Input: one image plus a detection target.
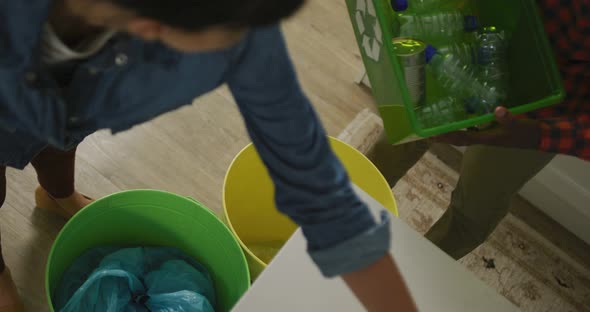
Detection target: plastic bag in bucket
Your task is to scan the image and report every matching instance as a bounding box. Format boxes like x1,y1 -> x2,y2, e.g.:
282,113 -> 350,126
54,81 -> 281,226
53,246 -> 215,312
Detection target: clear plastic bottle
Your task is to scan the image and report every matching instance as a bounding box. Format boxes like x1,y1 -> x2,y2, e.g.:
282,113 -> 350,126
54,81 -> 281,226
477,27 -> 510,103
477,27 -> 508,63
391,0 -> 466,14
425,45 -> 498,113
417,97 -> 465,127
391,0 -> 441,13
396,11 -> 479,45
437,42 -> 478,65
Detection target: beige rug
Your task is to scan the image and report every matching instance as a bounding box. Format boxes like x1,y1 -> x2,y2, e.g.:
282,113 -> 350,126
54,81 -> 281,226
340,109 -> 590,312
395,152 -> 590,312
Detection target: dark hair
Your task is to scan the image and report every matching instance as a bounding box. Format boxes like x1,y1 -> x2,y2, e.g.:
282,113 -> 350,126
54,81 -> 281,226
110,0 -> 306,31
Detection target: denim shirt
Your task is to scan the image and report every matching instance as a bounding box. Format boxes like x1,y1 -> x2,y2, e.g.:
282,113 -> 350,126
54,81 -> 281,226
0,1 -> 390,277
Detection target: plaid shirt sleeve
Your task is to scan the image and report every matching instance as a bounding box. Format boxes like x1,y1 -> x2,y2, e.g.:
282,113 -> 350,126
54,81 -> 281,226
532,0 -> 590,161
538,115 -> 590,160
530,63 -> 590,161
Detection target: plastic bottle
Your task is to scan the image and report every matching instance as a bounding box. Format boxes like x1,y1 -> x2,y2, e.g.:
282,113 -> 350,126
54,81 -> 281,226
437,42 -> 478,65
395,11 -> 479,45
425,45 -> 498,113
477,27 -> 510,103
417,97 -> 465,127
391,0 -> 467,14
391,0 -> 441,13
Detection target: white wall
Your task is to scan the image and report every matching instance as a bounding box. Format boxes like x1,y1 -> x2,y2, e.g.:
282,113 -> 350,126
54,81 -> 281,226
452,146 -> 590,244
520,156 -> 590,244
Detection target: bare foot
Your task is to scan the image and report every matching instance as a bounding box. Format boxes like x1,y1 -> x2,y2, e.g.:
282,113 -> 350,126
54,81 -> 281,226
53,191 -> 94,216
0,269 -> 24,311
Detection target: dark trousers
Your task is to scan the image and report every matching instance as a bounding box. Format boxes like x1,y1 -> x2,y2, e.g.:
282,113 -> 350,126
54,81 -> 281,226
369,137 -> 554,260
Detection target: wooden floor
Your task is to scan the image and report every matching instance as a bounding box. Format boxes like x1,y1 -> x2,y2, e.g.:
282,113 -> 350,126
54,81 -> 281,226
1,1 -> 374,310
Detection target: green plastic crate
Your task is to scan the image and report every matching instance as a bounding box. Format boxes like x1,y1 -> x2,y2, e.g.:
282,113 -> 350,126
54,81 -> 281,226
345,0 -> 564,144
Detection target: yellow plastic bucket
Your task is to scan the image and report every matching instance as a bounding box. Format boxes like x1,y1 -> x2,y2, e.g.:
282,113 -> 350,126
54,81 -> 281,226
223,137 -> 397,279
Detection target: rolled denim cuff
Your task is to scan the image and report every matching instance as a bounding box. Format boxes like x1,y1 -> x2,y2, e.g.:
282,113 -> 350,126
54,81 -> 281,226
309,211 -> 391,278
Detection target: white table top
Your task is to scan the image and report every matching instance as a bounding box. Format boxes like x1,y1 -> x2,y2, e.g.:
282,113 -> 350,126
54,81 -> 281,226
232,186 -> 519,311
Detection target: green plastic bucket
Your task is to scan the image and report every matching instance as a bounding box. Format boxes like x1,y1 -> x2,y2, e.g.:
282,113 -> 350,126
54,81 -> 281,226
45,190 -> 250,312
346,0 -> 564,143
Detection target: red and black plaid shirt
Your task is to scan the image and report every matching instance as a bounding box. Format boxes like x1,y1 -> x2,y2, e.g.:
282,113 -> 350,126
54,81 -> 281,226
529,0 -> 590,160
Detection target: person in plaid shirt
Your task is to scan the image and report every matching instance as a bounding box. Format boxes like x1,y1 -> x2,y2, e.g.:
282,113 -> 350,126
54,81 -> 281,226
436,0 -> 590,160
530,0 -> 590,159
370,0 -> 589,260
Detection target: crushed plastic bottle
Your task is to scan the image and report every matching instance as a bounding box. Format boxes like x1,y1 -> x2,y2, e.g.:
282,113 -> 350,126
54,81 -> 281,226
417,96 -> 465,127
437,42 -> 478,65
477,26 -> 510,103
391,0 -> 441,13
395,11 -> 478,45
425,45 -> 498,113
391,0 -> 468,14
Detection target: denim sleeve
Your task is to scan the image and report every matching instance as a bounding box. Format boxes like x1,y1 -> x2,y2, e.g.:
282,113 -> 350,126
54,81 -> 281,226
0,68 -> 66,147
227,25 -> 391,277
0,1 -> 67,146
0,69 -> 67,146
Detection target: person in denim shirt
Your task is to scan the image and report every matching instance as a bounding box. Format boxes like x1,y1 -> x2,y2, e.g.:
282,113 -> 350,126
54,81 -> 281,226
0,1 -> 416,311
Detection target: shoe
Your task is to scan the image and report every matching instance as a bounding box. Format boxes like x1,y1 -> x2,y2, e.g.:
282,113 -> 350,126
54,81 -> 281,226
0,269 -> 24,312
35,186 -> 94,220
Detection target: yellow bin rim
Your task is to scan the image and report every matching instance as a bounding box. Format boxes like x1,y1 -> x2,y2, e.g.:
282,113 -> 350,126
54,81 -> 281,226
222,137 -> 398,276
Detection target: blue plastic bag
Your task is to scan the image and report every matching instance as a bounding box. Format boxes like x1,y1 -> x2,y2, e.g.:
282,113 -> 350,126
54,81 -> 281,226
54,247 -> 216,312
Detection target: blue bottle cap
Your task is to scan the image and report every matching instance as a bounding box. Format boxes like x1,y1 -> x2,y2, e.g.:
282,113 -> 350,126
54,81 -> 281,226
425,45 -> 437,63
391,0 -> 408,11
464,15 -> 479,32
